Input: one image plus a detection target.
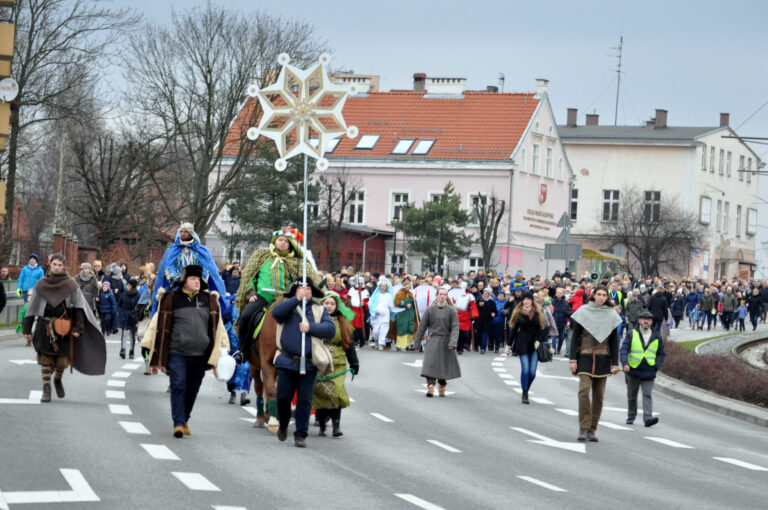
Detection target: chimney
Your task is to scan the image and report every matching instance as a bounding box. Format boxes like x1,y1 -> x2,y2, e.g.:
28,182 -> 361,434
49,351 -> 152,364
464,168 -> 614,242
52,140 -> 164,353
646,119 -> 655,126
535,78 -> 549,98
654,109 -> 667,129
413,72 -> 426,92
720,112 -> 730,127
486,85 -> 499,93
586,113 -> 599,126
567,108 -> 577,127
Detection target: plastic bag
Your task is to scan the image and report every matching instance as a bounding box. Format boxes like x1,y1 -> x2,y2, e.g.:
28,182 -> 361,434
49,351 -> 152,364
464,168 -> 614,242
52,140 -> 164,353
215,348 -> 236,382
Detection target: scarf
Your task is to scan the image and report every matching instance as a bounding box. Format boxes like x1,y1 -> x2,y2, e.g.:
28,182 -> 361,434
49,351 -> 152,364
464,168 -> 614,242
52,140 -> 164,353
28,261 -> 38,269
77,272 -> 94,282
570,302 -> 622,342
33,273 -> 79,306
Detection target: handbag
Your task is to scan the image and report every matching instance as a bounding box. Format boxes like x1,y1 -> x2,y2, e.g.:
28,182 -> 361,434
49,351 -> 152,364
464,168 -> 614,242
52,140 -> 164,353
52,316 -> 73,336
315,378 -> 336,400
537,340 -> 554,363
311,336 -> 334,376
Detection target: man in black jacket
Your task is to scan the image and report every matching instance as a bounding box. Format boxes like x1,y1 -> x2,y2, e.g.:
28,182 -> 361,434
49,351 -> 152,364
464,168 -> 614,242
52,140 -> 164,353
646,288 -> 669,333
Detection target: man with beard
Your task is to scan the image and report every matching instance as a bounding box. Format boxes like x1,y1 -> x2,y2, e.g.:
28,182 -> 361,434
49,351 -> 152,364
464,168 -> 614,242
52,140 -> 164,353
23,254 -> 106,402
620,310 -> 664,427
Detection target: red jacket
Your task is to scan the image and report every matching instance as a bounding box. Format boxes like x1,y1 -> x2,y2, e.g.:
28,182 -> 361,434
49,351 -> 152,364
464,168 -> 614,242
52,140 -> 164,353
569,288 -> 585,312
456,300 -> 478,331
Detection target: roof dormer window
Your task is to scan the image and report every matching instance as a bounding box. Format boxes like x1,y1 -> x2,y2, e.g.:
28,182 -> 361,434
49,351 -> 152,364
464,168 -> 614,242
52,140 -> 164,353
392,139 -> 414,154
412,139 -> 435,155
355,135 -> 380,150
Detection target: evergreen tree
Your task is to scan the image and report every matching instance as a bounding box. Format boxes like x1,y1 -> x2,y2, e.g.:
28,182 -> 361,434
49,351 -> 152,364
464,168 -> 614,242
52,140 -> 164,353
398,182 -> 473,275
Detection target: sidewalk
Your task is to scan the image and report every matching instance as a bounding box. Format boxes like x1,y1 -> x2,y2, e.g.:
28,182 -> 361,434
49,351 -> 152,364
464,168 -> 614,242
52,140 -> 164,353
666,319 -> 768,344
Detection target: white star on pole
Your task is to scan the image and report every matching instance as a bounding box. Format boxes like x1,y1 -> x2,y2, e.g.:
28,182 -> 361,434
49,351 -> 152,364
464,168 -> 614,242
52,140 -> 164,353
246,53 -> 358,171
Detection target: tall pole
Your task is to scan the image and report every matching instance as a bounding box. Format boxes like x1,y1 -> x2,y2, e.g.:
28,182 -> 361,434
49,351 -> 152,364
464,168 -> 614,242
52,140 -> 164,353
53,132 -> 66,234
300,154 -> 308,375
402,207 -> 407,273
613,36 -> 623,126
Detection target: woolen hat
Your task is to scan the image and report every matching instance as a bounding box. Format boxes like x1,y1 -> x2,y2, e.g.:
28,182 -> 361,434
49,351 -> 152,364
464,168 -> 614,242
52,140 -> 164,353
638,310 -> 654,319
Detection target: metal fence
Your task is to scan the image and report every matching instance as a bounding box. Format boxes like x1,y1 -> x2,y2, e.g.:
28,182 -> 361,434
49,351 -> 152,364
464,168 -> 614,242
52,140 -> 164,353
1,280 -> 22,328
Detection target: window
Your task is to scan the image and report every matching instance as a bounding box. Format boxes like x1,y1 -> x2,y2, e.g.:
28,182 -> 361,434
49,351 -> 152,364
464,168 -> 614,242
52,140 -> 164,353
747,158 -> 752,183
391,192 -> 409,222
644,191 -> 661,223
716,199 -> 722,232
520,148 -> 526,172
726,151 -> 732,177
718,149 -> 724,175
558,158 -> 564,180
355,135 -> 380,150
736,205 -> 742,237
602,190 -> 619,222
723,201 -> 729,234
469,193 -> 488,225
307,202 -> 319,220
308,137 -> 340,153
747,208 -> 757,235
701,144 -> 707,170
467,257 -> 484,271
709,146 -> 715,172
429,192 -> 444,203
699,196 -> 711,224
545,146 -> 554,178
411,139 -> 434,155
392,139 -> 414,154
570,188 -> 578,221
739,155 -> 745,181
531,144 -> 540,175
347,191 -> 365,224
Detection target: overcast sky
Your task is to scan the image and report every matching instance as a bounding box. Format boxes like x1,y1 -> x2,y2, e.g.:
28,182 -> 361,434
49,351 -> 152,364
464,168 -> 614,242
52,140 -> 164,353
129,0 -> 768,153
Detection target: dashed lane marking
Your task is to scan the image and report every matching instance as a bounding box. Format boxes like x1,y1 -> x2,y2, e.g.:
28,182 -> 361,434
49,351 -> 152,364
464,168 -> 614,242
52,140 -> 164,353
535,373 -> 578,381
493,357 -> 506,362
492,367 -> 506,372
212,506 -> 247,510
426,440 -> 462,453
121,363 -> 142,370
241,407 -> 258,417
517,476 -> 567,492
713,457 -> 768,471
394,493 -> 446,510
108,404 -> 132,415
555,408 -> 578,416
0,390 -> 42,404
491,362 -> 505,367
370,413 -> 394,423
107,380 -> 126,388
172,472 -> 221,491
105,390 -> 125,399
105,340 -> 120,344
111,371 -> 131,378
644,437 -> 694,449
598,421 -> 632,430
603,406 -> 659,416
498,373 -> 514,379
503,380 -> 521,386
141,444 -> 180,460
529,397 -> 554,405
118,421 -> 151,435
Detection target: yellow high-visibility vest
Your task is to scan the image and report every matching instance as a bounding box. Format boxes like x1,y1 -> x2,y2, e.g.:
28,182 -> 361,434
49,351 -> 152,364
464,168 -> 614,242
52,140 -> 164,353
628,330 -> 658,368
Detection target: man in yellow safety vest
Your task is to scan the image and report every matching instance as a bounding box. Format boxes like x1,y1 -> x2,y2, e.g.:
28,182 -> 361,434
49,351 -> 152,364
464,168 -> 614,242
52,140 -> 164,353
620,310 -> 665,427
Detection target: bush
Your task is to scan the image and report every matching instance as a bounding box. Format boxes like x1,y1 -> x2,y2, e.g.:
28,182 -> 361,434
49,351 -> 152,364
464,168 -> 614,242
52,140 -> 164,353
662,341 -> 768,407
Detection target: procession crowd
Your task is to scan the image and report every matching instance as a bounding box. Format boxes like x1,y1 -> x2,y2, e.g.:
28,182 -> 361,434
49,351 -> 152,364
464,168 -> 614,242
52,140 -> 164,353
3,226 -> 765,446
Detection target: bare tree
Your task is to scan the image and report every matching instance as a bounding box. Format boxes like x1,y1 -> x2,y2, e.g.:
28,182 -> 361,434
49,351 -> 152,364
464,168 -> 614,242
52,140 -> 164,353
122,4 -> 327,240
473,192 -> 506,268
316,168 -> 362,270
601,185 -> 705,277
0,0 -> 136,261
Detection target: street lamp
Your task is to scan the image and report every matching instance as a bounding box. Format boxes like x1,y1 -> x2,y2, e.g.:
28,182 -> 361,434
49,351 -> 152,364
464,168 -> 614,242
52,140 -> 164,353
391,213 -> 398,273
228,219 -> 236,262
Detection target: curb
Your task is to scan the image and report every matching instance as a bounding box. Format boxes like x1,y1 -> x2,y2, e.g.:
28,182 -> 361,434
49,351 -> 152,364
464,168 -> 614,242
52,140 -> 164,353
655,372 -> 768,428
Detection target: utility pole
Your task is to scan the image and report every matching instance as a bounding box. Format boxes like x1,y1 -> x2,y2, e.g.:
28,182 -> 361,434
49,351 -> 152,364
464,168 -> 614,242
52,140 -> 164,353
613,36 -> 623,126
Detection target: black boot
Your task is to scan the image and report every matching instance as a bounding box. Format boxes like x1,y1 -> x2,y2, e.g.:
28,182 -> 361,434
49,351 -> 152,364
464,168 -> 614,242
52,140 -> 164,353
129,350 -> 135,359
119,349 -> 125,359
53,378 -> 65,398
41,385 -> 51,403
332,410 -> 343,437
317,410 -> 328,436
228,391 -> 236,405
522,390 -> 529,404
240,391 -> 250,406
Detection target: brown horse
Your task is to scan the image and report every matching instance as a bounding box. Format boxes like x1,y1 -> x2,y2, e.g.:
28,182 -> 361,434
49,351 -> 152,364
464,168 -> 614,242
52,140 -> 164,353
246,300 -> 281,433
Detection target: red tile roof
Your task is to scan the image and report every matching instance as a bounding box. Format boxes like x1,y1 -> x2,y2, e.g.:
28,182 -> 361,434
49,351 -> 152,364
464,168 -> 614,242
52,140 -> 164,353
224,91 -> 539,161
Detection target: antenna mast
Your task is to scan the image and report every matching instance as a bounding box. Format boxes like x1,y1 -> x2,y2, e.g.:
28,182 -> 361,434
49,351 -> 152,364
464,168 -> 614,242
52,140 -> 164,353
613,36 -> 623,126
498,73 -> 505,93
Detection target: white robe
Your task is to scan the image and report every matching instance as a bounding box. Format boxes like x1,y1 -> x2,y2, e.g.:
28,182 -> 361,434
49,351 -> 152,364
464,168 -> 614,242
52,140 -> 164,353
371,292 -> 400,345
414,284 -> 436,320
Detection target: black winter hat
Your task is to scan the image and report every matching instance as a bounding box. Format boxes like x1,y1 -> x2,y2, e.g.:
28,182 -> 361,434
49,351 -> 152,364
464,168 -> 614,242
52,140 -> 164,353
283,277 -> 324,299
174,264 -> 208,291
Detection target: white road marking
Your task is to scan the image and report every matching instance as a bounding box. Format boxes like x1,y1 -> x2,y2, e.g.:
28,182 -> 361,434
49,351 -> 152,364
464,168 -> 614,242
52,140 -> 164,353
644,437 -> 694,449
498,373 -> 514,379
492,367 -> 506,372
394,493 -> 446,510
517,476 -> 567,492
241,407 -> 258,417
141,444 -> 180,460
121,363 -> 142,370
105,340 -> 120,344
107,380 -> 126,388
105,390 -> 125,399
370,412 -> 394,423
535,372 -> 578,381
118,421 -> 151,435
8,359 -> 36,365
349,397 -> 355,402
0,468 -> 100,506
427,440 -> 462,453
415,386 -> 455,395
172,472 -> 221,491
402,360 -> 423,368
503,380 -> 521,386
493,356 -> 506,362
491,362 -> 504,367
29,390 -> 42,401
111,371 -> 131,378
603,406 -> 659,416
511,427 -> 586,453
212,507 -> 247,510
555,408 -> 578,416
598,421 -> 632,430
529,397 -> 554,405
713,457 -> 768,471
108,404 -> 132,415
0,390 -> 42,405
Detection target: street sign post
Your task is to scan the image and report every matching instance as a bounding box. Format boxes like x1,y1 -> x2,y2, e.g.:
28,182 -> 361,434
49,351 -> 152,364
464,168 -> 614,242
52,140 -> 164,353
545,243 -> 582,260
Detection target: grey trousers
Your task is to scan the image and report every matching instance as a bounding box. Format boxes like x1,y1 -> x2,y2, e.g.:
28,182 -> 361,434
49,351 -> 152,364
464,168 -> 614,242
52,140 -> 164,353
626,373 -> 654,422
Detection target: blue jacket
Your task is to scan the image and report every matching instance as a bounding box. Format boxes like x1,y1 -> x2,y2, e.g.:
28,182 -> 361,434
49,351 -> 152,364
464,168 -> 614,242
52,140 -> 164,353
736,305 -> 748,320
18,264 -> 45,292
98,290 -> 117,314
670,295 -> 685,316
271,296 -> 336,372
684,291 -> 700,312
620,327 -> 665,380
551,296 -> 571,327
493,298 -> 505,325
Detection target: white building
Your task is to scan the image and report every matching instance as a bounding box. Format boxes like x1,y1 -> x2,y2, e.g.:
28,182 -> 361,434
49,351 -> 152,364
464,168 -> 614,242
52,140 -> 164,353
559,109 -> 760,281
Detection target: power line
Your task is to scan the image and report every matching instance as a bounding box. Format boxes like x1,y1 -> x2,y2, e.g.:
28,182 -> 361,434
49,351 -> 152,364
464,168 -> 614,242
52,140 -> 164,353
734,99 -> 768,131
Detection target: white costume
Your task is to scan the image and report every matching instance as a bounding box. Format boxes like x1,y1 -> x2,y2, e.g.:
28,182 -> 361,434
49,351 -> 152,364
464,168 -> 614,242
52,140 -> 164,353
369,279 -> 402,347
413,283 -> 436,320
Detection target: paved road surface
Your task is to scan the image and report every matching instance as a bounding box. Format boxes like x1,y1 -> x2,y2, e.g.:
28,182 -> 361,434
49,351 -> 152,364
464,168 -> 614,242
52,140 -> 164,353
1,333 -> 766,509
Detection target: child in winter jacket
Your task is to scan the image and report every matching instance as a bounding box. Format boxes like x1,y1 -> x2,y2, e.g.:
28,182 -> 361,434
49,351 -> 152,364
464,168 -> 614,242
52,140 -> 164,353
117,279 -> 141,359
736,301 -> 748,332
690,304 -> 703,331
97,281 -> 117,336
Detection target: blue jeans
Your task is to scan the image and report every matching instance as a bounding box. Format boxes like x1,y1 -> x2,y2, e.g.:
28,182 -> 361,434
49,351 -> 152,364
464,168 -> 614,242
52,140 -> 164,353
277,367 -> 317,439
99,313 -> 112,335
490,323 -> 504,350
480,331 -> 489,352
167,353 -> 207,427
519,351 -> 539,391
554,326 -> 567,354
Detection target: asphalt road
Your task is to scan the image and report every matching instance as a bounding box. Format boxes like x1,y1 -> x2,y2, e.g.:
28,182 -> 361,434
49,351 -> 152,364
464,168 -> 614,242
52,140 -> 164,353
1,333 -> 767,510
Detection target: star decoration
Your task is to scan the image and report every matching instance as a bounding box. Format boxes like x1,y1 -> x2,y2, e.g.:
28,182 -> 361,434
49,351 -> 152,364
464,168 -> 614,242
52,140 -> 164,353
247,53 -> 358,171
